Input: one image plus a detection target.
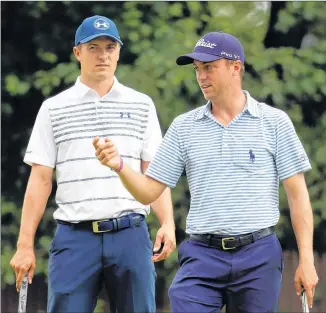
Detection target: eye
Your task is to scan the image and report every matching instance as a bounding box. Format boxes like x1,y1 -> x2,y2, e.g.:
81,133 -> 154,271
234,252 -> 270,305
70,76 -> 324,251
204,64 -> 212,70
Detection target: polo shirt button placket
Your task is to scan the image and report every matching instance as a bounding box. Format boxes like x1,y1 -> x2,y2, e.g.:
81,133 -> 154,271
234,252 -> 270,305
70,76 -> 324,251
95,100 -> 99,120
221,129 -> 226,157
95,100 -> 102,138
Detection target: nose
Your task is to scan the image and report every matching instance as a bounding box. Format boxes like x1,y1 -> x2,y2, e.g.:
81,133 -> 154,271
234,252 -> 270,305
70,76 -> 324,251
98,57 -> 106,64
97,48 -> 109,61
98,54 -> 108,62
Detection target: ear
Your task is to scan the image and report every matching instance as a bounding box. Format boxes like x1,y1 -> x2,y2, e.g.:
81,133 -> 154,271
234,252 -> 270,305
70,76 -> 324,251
233,61 -> 241,76
73,46 -> 81,62
117,45 -> 121,61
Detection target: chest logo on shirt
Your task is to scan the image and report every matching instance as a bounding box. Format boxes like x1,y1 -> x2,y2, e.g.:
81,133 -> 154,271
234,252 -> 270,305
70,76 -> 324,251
300,153 -> 308,162
249,149 -> 255,163
120,112 -> 131,118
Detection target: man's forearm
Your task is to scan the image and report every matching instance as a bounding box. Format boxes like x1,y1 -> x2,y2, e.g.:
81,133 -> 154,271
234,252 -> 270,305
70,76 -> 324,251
288,188 -> 314,263
17,175 -> 52,248
118,163 -> 166,205
150,188 -> 174,226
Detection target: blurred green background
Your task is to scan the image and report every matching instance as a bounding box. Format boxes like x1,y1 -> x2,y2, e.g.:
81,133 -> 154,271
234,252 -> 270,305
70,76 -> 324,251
1,1 -> 326,312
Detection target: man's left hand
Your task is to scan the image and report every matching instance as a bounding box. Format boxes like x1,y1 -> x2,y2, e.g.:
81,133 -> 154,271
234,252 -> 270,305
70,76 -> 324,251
152,223 -> 176,262
294,261 -> 319,309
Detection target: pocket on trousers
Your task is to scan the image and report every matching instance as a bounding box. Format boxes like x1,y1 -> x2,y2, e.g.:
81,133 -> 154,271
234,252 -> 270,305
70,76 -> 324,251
49,223 -> 70,254
136,221 -> 153,252
274,235 -> 284,273
177,240 -> 190,265
49,225 -> 60,253
49,238 -> 55,252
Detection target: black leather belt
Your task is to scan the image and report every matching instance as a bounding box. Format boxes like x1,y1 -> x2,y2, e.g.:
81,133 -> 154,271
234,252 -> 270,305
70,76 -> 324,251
57,213 -> 144,233
189,226 -> 275,250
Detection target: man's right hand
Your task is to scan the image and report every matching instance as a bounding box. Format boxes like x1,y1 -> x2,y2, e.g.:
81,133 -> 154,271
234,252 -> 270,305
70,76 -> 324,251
93,137 -> 121,170
10,247 -> 36,292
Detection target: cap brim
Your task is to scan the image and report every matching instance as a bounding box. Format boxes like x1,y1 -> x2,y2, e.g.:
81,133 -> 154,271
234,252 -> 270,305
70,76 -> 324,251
176,52 -> 222,65
78,33 -> 123,46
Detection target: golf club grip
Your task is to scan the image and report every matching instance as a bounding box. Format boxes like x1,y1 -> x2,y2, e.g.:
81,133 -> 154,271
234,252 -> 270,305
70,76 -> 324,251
18,274 -> 28,313
301,290 -> 309,313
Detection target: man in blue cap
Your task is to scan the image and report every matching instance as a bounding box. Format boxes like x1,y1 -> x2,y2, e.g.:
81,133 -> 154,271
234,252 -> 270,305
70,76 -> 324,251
10,15 -> 176,313
92,31 -> 319,312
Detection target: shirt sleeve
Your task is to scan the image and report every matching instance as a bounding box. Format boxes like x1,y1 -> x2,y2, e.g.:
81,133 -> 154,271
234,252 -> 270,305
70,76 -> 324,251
145,119 -> 185,188
141,99 -> 163,161
23,101 -> 57,168
275,111 -> 311,181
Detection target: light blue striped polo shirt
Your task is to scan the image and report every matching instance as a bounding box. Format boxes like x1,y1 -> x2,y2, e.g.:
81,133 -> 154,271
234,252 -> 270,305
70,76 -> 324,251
146,91 -> 311,235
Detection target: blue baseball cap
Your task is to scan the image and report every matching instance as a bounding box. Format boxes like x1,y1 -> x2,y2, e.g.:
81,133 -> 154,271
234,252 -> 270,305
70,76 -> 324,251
176,32 -> 244,65
75,15 -> 123,46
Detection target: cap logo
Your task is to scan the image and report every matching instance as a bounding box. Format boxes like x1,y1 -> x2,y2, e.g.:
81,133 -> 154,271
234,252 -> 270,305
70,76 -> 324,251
221,51 -> 232,58
93,18 -> 110,30
195,38 -> 217,49
221,51 -> 240,60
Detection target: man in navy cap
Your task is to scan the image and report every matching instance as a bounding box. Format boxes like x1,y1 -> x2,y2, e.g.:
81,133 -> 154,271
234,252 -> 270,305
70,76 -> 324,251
93,31 -> 318,312
10,15 -> 176,313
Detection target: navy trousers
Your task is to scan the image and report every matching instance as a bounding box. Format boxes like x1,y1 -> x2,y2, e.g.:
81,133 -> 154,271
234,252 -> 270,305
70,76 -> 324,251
47,215 -> 156,313
169,233 -> 283,313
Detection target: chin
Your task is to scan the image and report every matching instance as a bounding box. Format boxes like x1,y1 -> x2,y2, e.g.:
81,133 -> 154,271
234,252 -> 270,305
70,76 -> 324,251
202,93 -> 212,101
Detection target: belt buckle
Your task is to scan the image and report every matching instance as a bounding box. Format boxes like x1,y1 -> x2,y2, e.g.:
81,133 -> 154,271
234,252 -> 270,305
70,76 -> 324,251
92,220 -> 110,233
221,237 -> 235,250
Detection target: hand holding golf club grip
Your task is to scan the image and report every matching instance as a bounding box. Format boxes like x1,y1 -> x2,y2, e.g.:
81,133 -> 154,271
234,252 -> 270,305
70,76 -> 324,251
294,261 -> 318,309
93,137 -> 121,171
10,246 -> 35,292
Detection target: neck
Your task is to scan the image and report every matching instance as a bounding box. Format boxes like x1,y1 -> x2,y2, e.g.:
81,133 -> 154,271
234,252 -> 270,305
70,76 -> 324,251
210,87 -> 246,120
80,74 -> 114,97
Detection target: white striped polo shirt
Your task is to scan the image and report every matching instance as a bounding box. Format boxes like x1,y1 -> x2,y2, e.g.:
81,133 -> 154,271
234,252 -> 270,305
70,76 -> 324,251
24,76 -> 162,222
146,90 -> 311,235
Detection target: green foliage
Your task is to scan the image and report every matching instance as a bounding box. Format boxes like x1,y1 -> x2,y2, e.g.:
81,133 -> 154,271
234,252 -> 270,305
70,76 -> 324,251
94,299 -> 106,313
37,49 -> 58,64
34,62 -> 79,96
1,199 -> 20,286
4,74 -> 31,96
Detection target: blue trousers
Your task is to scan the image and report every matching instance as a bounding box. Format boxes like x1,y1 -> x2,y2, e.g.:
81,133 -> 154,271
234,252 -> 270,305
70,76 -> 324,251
169,233 -> 283,313
47,215 -> 156,313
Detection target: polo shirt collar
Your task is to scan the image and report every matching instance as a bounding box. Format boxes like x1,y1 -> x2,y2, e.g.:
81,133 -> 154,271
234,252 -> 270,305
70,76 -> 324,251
73,76 -> 122,100
195,90 -> 261,121
243,90 -> 261,118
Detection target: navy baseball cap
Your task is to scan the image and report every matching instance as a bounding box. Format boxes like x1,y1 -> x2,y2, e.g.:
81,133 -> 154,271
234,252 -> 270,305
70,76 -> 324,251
75,15 -> 123,46
176,32 -> 244,65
